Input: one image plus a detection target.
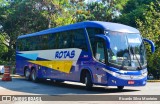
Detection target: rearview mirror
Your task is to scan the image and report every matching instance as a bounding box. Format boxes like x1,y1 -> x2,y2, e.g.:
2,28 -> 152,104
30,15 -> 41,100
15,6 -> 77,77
95,35 -> 110,49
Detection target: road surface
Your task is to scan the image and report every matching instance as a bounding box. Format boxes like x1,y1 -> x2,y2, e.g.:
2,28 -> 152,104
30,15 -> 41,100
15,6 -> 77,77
0,77 -> 159,104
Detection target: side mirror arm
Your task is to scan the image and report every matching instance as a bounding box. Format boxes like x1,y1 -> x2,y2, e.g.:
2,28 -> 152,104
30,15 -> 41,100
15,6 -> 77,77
143,38 -> 155,53
95,35 -> 110,49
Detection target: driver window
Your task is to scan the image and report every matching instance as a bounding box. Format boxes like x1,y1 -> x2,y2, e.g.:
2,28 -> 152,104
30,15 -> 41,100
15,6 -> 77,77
95,40 -> 105,63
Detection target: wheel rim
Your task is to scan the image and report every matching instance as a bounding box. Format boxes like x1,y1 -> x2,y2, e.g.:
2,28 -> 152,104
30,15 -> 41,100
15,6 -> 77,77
25,69 -> 30,79
32,70 -> 36,81
85,76 -> 87,85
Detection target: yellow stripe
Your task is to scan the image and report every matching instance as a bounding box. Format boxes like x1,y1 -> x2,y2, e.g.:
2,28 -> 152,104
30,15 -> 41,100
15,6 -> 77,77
29,60 -> 73,73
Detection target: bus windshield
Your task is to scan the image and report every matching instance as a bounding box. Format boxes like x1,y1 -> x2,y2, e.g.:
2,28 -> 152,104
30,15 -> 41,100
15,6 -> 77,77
107,31 -> 146,70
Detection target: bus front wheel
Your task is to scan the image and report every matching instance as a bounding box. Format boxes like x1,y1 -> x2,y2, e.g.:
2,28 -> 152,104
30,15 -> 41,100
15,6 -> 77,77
31,69 -> 39,83
85,72 -> 93,90
117,86 -> 124,90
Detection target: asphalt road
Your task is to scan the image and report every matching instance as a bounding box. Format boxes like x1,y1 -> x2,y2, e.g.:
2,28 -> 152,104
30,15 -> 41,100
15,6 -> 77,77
0,77 -> 160,104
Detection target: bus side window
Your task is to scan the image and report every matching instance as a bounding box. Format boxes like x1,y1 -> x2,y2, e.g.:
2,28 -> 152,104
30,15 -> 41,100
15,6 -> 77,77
57,32 -> 63,49
21,39 -> 25,51
30,36 -> 36,50
17,39 -> 23,51
48,34 -> 54,49
52,33 -> 58,49
24,38 -> 29,51
35,36 -> 40,50
73,29 -> 88,51
86,27 -> 104,56
62,31 -> 72,48
95,39 -> 105,63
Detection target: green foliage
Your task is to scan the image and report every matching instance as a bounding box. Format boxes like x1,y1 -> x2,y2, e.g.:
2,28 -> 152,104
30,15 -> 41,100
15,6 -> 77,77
115,0 -> 156,27
0,0 -> 9,6
0,0 -> 49,61
0,33 -> 8,64
35,0 -> 75,28
75,0 -> 128,22
0,0 -> 75,62
136,1 -> 160,73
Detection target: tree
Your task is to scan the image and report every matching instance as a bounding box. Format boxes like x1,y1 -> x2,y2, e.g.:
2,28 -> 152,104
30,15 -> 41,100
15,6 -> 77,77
0,0 -> 48,62
136,0 -> 160,77
115,0 -> 156,27
0,0 -> 76,62
35,0 -> 76,28
0,33 -> 8,64
74,0 -> 128,22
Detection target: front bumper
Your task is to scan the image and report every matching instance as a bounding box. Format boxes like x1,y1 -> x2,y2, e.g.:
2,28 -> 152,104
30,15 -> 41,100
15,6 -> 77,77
107,75 -> 147,86
103,68 -> 148,86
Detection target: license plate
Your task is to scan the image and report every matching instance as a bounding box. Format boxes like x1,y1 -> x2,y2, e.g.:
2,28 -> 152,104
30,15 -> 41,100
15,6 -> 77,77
128,80 -> 135,84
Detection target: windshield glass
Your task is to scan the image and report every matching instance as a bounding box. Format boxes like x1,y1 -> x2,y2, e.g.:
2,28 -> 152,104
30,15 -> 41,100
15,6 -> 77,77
107,31 -> 146,70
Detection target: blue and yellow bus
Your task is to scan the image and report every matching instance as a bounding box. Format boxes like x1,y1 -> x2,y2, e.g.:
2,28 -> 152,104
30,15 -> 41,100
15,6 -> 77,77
16,21 -> 155,90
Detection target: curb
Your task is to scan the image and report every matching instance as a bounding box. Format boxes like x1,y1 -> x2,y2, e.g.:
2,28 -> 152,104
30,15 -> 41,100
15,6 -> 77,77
0,74 -> 23,79
11,74 -> 21,77
147,80 -> 160,82
10,74 -> 23,78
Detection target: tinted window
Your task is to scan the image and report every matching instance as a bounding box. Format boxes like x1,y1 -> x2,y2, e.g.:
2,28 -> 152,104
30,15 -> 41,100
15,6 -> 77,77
48,34 -> 55,49
17,28 -> 88,51
56,29 -> 88,51
86,27 -> 104,55
73,29 -> 88,51
95,39 -> 105,63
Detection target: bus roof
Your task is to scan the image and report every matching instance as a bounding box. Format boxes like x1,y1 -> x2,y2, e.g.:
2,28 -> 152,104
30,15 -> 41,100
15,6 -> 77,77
18,21 -> 140,39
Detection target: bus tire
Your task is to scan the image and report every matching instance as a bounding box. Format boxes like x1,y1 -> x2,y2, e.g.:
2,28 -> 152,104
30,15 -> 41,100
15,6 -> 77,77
85,72 -> 93,90
117,86 -> 124,90
55,80 -> 64,83
31,69 -> 39,83
24,68 -> 31,81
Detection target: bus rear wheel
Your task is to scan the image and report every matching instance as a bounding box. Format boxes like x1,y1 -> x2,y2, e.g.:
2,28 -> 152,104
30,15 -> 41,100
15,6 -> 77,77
25,68 -> 30,81
84,72 -> 93,90
31,69 -> 39,83
117,86 -> 124,90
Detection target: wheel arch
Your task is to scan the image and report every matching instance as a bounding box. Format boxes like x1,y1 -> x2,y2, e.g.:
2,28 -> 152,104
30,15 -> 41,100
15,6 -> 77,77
80,68 -> 93,83
24,66 -> 37,76
31,66 -> 36,71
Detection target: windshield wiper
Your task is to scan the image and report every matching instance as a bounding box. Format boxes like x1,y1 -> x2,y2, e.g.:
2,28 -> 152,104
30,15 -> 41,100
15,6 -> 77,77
130,47 -> 142,70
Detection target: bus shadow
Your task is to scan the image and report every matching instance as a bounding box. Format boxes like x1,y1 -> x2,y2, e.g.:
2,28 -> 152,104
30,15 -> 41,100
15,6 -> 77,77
47,81 -> 140,93
0,77 -> 140,95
